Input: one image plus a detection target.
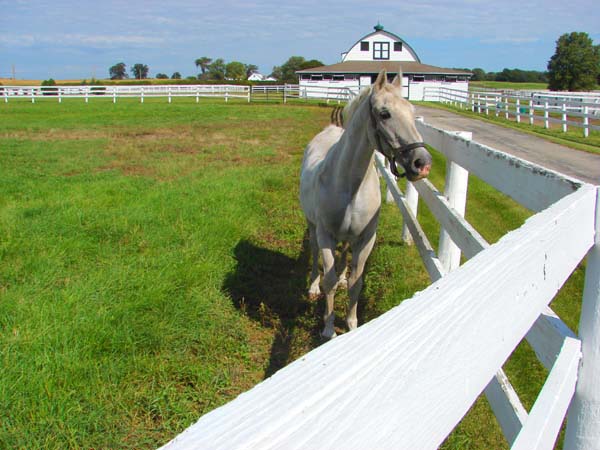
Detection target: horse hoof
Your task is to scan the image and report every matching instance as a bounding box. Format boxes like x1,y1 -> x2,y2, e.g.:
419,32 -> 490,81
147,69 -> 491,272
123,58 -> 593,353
320,329 -> 337,340
346,318 -> 358,331
308,286 -> 321,300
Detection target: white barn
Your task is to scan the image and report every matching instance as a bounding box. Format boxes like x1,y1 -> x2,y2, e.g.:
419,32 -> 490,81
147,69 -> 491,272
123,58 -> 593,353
297,24 -> 471,101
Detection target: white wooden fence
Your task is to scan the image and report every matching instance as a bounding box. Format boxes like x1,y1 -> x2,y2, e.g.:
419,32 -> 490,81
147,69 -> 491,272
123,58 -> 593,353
160,119 -> 599,449
0,84 -> 355,104
424,86 -> 600,138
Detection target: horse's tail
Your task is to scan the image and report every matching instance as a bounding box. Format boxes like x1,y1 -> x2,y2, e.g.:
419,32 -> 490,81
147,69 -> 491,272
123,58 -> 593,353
330,106 -> 344,128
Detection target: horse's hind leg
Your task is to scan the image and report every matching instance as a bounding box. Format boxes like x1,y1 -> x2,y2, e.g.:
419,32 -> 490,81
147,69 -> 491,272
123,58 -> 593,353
318,230 -> 338,339
307,223 -> 321,298
347,232 -> 376,331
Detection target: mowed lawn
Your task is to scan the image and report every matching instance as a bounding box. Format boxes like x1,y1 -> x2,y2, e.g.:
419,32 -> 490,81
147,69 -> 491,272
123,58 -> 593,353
0,98 -> 586,448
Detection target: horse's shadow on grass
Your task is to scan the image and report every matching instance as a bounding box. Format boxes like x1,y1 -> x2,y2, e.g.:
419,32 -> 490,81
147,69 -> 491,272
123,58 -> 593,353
223,233 -> 325,378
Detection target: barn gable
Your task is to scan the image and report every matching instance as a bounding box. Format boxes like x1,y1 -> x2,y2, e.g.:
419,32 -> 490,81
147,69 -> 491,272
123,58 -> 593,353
341,23 -> 421,63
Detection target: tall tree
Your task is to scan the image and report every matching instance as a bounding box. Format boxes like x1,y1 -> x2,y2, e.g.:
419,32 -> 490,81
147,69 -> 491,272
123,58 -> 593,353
547,32 -> 600,91
195,57 -> 212,75
225,61 -> 246,80
271,56 -> 324,84
131,63 -> 149,80
109,62 -> 127,80
207,58 -> 226,80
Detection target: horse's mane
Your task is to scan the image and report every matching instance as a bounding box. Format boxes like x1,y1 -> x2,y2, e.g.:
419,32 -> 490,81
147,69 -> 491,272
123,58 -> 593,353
342,86 -> 372,126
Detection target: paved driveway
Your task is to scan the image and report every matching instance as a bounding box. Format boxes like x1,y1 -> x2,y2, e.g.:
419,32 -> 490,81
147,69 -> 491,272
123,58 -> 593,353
415,105 -> 599,185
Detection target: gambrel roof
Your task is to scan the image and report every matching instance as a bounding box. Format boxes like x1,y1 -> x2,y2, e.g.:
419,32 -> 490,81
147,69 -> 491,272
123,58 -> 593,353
341,24 -> 422,63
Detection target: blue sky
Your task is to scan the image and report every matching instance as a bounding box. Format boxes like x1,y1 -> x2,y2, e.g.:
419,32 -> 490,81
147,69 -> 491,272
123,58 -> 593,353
1,0 -> 598,80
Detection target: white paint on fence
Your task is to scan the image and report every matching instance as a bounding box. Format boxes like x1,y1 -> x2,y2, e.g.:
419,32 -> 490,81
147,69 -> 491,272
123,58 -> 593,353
160,118 -> 599,449
0,84 -> 357,104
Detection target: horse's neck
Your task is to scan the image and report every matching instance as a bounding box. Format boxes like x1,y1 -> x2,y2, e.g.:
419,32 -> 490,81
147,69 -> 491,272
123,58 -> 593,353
328,99 -> 374,193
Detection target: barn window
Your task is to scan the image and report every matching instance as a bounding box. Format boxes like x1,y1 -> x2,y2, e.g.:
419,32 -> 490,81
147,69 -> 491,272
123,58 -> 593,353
360,41 -> 369,51
394,41 -> 403,52
373,42 -> 389,60
332,74 -> 345,81
412,75 -> 425,82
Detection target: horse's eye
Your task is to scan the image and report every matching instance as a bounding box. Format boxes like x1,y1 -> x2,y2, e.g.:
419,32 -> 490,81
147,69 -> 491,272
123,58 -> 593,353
380,110 -> 391,120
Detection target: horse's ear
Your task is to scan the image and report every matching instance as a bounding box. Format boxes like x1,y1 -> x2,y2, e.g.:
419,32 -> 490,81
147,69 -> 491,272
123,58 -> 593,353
373,70 -> 387,91
392,70 -> 402,88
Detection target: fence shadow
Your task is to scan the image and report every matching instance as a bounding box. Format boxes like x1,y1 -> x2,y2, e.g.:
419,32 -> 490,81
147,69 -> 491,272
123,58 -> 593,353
223,234 -> 323,378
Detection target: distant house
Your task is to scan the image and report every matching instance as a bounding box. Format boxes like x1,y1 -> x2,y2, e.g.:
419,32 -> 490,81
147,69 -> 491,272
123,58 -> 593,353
248,72 -> 277,82
296,24 -> 471,101
248,72 -> 264,82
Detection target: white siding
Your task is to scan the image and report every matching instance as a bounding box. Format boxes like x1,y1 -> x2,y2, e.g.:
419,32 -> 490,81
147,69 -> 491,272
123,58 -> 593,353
410,80 -> 469,102
343,32 -> 417,62
297,79 -> 469,102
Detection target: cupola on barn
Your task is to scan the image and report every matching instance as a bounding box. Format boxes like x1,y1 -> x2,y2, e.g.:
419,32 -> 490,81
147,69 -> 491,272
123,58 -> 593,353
297,24 -> 471,100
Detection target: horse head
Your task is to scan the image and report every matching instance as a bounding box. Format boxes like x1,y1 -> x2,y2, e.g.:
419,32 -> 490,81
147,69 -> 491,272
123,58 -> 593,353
368,70 -> 432,181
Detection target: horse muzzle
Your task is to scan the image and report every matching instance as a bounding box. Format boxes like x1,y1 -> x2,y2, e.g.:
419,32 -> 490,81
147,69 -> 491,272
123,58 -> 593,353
391,144 -> 432,182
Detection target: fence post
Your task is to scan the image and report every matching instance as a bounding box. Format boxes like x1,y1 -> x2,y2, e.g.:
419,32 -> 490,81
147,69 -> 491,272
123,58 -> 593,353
85,89 -> 89,104
544,101 -> 549,129
140,87 -> 144,103
516,99 -> 520,123
31,88 -> 35,104
583,106 -> 589,138
505,97 -> 509,119
196,87 -> 199,103
565,188 -> 600,449
562,103 -> 567,132
529,99 -> 534,125
58,87 -> 62,104
438,131 -> 472,272
168,87 -> 172,104
402,181 -> 419,245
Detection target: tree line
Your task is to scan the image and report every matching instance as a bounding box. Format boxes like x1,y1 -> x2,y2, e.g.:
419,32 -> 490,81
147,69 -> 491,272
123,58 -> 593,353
463,68 -> 549,83
106,32 -> 598,91
107,56 -> 324,83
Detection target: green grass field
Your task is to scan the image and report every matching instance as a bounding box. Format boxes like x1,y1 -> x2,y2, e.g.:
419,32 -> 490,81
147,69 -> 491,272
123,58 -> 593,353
0,98 -> 585,448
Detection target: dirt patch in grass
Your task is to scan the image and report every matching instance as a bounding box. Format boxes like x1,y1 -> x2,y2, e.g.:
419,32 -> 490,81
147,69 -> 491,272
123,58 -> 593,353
96,120 -> 298,180
1,128 -> 110,141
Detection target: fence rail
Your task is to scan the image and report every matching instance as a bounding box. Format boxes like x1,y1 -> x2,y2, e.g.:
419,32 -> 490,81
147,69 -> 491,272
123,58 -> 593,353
161,119 -> 600,449
0,84 -> 357,104
424,86 -> 600,138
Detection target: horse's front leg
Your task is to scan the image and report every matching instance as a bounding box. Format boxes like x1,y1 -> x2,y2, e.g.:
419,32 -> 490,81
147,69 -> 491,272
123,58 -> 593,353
347,231 -> 376,331
317,230 -> 338,339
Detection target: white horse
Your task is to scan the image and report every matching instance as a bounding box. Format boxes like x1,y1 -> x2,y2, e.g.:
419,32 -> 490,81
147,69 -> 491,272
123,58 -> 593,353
300,70 -> 432,339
